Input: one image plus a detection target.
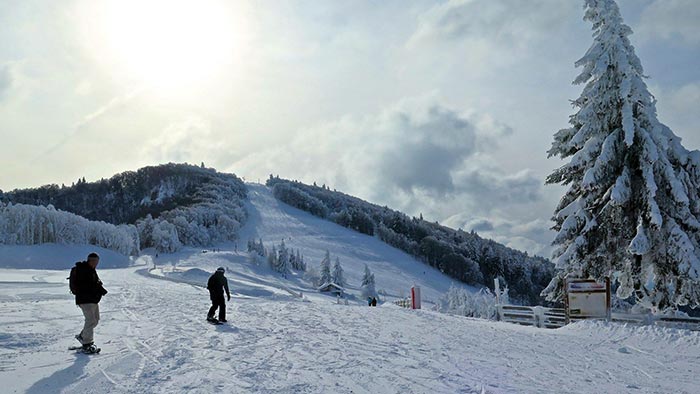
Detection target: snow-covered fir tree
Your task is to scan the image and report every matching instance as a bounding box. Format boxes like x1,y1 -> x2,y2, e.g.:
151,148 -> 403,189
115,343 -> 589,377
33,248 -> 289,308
296,249 -> 306,271
544,0 -> 700,310
319,250 -> 332,285
360,264 -> 376,298
332,257 -> 345,287
289,248 -> 307,271
276,240 -> 290,276
289,248 -> 297,269
268,245 -> 278,270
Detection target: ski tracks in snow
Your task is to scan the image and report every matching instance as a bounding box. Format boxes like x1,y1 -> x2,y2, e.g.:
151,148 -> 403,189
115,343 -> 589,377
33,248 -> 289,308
3,267 -> 700,393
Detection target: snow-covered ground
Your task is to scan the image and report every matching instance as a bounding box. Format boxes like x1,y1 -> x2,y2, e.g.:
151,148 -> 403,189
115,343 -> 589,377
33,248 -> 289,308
1,184 -> 699,393
0,244 -> 133,270
1,267 -> 699,394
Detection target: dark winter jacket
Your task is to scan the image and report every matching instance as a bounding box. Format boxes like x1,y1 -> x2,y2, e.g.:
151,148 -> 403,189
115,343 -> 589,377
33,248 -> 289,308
207,272 -> 230,300
70,261 -> 108,305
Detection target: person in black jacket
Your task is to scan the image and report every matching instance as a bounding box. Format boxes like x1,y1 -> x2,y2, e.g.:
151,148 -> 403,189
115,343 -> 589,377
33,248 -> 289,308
69,252 -> 108,353
207,267 -> 230,322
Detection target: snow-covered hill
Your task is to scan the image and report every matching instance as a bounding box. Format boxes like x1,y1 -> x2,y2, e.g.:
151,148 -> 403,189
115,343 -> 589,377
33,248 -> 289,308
239,183 -> 459,303
133,182 -> 461,309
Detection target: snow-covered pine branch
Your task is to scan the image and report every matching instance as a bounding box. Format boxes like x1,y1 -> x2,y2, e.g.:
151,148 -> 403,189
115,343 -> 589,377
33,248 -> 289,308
544,0 -> 700,311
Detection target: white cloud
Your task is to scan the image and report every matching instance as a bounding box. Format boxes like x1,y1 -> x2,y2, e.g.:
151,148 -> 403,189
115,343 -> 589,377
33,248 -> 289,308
443,214 -> 554,257
651,81 -> 700,150
141,116 -> 234,168
637,0 -> 700,45
35,87 -> 145,159
408,0 -> 577,49
0,64 -> 13,101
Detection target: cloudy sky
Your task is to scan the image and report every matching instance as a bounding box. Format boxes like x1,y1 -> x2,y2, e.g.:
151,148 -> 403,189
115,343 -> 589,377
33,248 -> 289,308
1,0 -> 698,256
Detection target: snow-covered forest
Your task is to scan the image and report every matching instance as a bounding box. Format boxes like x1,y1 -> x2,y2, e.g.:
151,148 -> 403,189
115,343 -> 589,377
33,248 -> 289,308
267,176 -> 553,304
0,163 -> 248,253
247,238 -> 308,275
0,202 -> 138,255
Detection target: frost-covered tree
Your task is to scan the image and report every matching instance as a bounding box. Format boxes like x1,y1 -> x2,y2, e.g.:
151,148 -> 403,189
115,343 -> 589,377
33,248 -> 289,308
360,264 -> 376,298
319,250 -> 332,285
332,257 -> 345,287
304,265 -> 321,287
151,219 -> 181,253
268,245 -> 278,270
289,249 -> 303,271
288,248 -> 305,271
0,202 -> 139,255
439,285 -> 500,320
288,247 -> 296,265
276,240 -> 290,276
544,0 -> 700,310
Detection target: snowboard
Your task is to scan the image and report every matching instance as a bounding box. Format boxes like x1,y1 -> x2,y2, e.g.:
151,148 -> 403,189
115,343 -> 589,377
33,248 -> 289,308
207,317 -> 223,325
68,345 -> 101,354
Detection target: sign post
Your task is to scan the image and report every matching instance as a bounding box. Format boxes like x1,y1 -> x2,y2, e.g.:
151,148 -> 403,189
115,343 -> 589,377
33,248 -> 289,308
494,278 -> 501,305
411,286 -> 421,310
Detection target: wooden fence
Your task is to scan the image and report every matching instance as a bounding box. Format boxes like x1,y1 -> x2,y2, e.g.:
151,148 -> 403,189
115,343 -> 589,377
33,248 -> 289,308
497,305 -> 700,331
611,313 -> 700,331
394,298 -> 412,308
497,305 -> 568,329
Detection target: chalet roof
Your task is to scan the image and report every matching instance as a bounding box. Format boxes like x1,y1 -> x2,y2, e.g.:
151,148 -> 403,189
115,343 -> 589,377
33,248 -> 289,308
318,282 -> 344,292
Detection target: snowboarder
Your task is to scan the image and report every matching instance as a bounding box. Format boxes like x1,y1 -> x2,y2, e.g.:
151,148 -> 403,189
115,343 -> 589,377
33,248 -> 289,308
371,297 -> 377,307
207,267 -> 231,323
69,252 -> 108,354
367,296 -> 373,306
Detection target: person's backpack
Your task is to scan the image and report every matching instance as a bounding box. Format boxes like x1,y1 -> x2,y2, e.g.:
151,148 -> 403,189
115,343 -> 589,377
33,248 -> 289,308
68,263 -> 80,294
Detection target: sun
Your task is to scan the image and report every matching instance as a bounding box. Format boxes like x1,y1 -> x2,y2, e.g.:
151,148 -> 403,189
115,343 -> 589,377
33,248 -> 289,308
82,0 -> 242,90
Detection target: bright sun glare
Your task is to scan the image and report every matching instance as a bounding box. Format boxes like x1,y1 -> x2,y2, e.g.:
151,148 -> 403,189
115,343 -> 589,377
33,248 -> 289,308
85,0 -> 240,89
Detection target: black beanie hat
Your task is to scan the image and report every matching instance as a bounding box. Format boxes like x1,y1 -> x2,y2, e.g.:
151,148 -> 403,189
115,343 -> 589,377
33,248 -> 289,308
88,252 -> 100,260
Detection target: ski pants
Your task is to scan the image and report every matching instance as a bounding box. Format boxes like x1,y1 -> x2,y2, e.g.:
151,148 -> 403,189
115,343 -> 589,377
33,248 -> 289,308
79,303 -> 100,344
208,295 -> 226,320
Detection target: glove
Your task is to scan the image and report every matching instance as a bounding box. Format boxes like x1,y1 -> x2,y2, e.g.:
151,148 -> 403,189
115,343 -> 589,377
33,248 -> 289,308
227,294 -> 231,301
101,287 -> 108,296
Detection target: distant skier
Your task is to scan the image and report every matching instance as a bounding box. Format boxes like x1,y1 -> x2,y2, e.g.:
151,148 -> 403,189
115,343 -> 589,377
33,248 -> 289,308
207,267 -> 231,323
69,252 -> 108,354
367,296 -> 372,306
371,297 -> 377,307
